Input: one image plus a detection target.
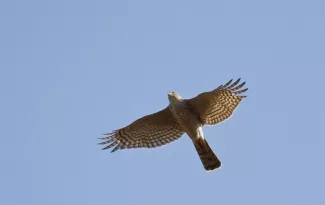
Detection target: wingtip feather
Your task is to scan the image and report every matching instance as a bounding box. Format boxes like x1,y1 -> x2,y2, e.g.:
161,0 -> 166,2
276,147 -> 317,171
111,146 -> 120,153
234,88 -> 248,95
231,81 -> 246,90
223,79 -> 233,87
228,78 -> 241,89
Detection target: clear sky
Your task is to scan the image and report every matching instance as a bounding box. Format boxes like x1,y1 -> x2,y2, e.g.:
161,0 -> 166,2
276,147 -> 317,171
0,0 -> 324,205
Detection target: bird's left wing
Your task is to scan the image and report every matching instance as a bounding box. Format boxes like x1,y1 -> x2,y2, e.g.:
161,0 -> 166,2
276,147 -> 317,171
186,78 -> 248,125
99,107 -> 184,152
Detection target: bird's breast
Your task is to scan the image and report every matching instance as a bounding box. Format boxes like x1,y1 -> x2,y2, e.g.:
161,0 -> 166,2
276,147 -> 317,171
169,104 -> 202,139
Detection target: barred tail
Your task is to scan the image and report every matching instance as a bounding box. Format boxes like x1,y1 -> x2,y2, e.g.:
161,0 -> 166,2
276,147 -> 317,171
193,138 -> 221,171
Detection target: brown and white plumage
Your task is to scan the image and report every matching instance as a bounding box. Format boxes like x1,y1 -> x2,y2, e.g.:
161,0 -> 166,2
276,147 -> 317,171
99,78 -> 248,171
186,78 -> 247,125
99,108 -> 184,152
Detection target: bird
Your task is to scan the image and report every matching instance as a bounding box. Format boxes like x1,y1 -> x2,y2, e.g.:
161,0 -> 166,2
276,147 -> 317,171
99,78 -> 248,171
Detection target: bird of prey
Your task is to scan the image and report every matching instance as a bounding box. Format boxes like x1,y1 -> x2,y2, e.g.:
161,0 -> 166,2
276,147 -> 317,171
99,78 -> 248,171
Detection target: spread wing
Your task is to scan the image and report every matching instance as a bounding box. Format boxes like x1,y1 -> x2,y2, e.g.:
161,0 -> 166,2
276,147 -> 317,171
99,107 -> 185,152
186,78 -> 248,125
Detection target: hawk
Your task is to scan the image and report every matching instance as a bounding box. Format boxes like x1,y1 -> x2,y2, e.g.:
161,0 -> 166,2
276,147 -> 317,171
99,78 -> 248,171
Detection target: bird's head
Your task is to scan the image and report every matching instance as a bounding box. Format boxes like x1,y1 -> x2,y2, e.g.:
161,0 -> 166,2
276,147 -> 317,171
168,91 -> 183,103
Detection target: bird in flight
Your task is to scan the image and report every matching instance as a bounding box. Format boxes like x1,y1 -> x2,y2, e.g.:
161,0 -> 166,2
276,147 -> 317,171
99,78 -> 248,171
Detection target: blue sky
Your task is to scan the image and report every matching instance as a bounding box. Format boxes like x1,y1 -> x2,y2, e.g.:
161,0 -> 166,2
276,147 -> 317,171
0,0 -> 324,204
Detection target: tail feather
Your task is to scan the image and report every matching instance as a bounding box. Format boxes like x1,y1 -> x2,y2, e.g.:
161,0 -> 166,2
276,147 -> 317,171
194,138 -> 221,171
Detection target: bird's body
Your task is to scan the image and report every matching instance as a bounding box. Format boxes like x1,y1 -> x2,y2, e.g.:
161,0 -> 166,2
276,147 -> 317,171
168,92 -> 221,170
168,94 -> 202,140
99,78 -> 248,172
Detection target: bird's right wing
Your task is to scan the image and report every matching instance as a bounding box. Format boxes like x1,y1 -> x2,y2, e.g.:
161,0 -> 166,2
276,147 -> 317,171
186,78 -> 248,125
99,107 -> 184,152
